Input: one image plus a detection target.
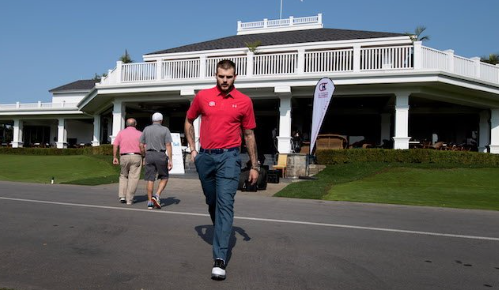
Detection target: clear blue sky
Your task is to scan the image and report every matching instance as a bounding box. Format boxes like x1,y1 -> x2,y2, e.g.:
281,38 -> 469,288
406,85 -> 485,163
1,0 -> 497,104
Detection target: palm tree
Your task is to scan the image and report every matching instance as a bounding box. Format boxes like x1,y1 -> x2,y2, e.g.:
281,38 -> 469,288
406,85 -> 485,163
481,53 -> 499,65
406,26 -> 430,42
119,49 -> 133,63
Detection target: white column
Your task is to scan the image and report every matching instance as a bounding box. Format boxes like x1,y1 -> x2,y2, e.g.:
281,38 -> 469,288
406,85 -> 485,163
297,48 -> 305,74
56,118 -> 66,149
277,94 -> 292,153
50,122 -> 57,147
92,115 -> 101,147
199,55 -> 206,79
110,100 -> 125,144
116,61 -> 123,83
413,41 -> 422,70
12,119 -> 23,148
471,57 -> 481,79
247,51 -> 254,77
478,110 -> 490,153
380,113 -> 391,144
393,92 -> 411,149
353,44 -> 361,72
156,59 -> 162,81
445,49 -> 454,73
490,109 -> 499,154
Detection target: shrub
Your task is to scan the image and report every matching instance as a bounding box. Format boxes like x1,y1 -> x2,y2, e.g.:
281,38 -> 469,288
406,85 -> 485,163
0,144 -> 113,156
316,149 -> 499,166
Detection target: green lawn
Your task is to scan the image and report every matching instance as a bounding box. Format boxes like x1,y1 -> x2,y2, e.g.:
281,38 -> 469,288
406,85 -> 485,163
2,154 -> 499,211
0,154 -> 119,185
276,163 -> 499,211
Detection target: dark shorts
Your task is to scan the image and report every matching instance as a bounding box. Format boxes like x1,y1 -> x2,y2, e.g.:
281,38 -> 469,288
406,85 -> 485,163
144,151 -> 169,181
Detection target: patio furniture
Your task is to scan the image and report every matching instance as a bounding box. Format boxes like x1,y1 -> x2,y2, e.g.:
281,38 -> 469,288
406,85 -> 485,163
316,134 -> 348,150
273,154 -> 288,178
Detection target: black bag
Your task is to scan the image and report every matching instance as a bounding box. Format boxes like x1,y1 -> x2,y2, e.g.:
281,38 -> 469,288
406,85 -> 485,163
267,170 -> 280,183
242,180 -> 258,192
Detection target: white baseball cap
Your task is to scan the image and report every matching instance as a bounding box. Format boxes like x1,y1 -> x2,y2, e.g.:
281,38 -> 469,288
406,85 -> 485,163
152,112 -> 163,121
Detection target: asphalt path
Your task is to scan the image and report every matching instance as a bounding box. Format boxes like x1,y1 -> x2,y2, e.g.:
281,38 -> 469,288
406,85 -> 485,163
0,178 -> 498,290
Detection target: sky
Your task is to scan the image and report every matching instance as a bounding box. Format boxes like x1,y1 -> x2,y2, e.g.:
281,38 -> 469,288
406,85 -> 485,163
1,0 -> 498,104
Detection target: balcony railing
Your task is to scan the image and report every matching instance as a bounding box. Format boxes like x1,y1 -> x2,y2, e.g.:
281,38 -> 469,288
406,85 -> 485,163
99,43 -> 499,87
0,102 -> 79,111
237,14 -> 322,34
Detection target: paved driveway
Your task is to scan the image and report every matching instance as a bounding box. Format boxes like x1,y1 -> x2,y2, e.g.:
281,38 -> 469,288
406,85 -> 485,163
0,178 -> 498,290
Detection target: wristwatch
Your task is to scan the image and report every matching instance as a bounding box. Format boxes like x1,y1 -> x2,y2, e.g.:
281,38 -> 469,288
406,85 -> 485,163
251,166 -> 261,173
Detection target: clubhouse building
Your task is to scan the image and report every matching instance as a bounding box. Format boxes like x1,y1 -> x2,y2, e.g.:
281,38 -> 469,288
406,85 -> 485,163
1,14 -> 499,154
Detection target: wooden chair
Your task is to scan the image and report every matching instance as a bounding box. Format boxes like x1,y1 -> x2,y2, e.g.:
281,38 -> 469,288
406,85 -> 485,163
273,154 -> 288,178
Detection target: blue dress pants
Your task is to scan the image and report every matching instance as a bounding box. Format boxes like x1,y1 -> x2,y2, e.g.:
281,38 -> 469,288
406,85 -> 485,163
194,149 -> 241,261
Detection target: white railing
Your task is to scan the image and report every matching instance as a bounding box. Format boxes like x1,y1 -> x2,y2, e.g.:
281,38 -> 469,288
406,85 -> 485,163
0,104 -> 17,110
162,59 -> 200,80
268,19 -> 290,27
0,102 -> 79,111
206,56 -> 247,77
122,62 -> 156,82
481,62 -> 499,83
454,55 -> 476,78
421,46 -> 449,70
294,15 -> 320,25
100,67 -> 118,85
361,46 -> 413,70
238,14 -> 322,33
254,52 -> 298,75
96,44 -> 498,86
305,49 -> 353,72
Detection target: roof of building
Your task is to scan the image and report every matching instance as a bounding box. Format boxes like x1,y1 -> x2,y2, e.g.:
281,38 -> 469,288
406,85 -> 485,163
146,28 -> 406,55
49,79 -> 98,92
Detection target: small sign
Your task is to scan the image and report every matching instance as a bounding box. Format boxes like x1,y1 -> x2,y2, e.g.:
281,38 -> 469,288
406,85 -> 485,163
169,133 -> 185,174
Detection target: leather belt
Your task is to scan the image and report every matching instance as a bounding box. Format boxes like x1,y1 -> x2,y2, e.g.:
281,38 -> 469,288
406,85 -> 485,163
199,147 -> 239,154
121,152 -> 141,155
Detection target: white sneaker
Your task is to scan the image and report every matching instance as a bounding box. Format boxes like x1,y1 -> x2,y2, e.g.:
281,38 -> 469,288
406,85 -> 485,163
211,259 -> 226,280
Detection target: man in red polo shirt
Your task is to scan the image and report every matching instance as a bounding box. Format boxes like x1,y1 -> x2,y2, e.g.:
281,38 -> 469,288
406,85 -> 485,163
184,59 -> 259,281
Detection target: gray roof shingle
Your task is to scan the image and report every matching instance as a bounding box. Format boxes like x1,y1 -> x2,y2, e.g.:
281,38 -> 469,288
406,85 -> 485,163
49,79 -> 98,92
146,28 -> 406,55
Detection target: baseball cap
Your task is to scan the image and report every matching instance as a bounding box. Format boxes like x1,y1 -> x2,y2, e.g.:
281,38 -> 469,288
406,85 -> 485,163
152,112 -> 163,121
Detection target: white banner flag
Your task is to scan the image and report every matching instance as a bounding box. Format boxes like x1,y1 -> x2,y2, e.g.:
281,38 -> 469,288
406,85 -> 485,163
310,78 -> 335,155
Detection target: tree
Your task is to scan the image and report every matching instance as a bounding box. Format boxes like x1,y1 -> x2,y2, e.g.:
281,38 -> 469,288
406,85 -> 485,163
119,49 -> 133,63
481,53 -> 499,65
245,40 -> 262,54
405,26 -> 430,42
93,72 -> 108,81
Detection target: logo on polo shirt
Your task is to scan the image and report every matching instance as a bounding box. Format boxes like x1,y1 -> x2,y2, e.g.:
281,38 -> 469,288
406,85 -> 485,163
232,104 -> 237,108
209,101 -> 216,107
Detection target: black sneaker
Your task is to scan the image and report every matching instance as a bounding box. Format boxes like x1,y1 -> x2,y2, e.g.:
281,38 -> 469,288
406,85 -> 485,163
211,259 -> 226,280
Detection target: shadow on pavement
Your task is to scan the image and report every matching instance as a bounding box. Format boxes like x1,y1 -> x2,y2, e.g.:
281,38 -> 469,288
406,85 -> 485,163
194,225 -> 251,264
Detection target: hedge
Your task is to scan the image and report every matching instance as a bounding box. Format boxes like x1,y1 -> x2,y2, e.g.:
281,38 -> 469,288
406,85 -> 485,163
0,144 -> 113,156
316,149 -> 499,166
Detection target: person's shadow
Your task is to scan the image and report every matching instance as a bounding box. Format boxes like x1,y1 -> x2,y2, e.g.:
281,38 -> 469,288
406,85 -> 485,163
134,195 -> 181,207
194,225 -> 251,264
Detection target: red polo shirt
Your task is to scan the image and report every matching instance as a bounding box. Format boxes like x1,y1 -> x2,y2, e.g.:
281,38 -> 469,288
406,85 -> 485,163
186,86 -> 256,149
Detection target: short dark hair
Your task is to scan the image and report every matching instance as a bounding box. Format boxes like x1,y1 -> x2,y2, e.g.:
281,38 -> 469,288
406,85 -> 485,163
216,59 -> 236,72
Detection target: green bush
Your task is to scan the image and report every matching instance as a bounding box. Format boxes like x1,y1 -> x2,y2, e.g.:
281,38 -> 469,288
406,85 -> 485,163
316,149 -> 499,166
0,144 -> 113,156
